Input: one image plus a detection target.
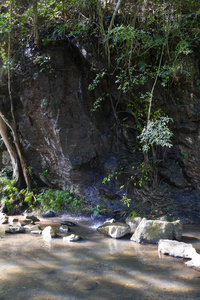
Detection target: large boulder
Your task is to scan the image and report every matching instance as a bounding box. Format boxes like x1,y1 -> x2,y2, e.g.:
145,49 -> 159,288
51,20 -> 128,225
130,218 -> 182,244
97,222 -> 131,239
158,239 -> 197,258
125,217 -> 142,230
42,226 -> 56,238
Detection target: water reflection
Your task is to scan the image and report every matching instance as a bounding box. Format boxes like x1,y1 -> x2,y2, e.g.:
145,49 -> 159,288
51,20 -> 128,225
0,219 -> 200,300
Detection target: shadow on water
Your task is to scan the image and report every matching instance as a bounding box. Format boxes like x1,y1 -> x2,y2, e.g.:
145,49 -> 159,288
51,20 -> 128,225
0,218 -> 200,300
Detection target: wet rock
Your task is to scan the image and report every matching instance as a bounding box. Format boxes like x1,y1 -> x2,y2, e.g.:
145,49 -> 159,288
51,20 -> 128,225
158,239 -> 197,258
97,222 -> 131,239
5,224 -> 26,234
18,218 -> 32,226
30,229 -> 42,235
26,215 -> 40,223
42,226 -> 56,238
59,225 -> 69,233
42,211 -> 56,218
60,221 -> 76,226
131,218 -> 182,244
125,217 -> 142,230
103,218 -> 115,224
24,224 -> 42,234
63,234 -> 82,242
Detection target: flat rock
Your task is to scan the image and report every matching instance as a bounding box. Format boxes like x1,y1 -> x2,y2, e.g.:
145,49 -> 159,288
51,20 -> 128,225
158,239 -> 197,258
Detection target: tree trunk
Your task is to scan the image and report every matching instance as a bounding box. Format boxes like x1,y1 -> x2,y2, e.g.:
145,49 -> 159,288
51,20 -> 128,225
2,0 -> 33,190
33,0 -> 41,49
0,116 -> 18,178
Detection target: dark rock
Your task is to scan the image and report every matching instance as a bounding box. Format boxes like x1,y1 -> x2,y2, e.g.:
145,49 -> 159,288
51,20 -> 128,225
60,221 -> 76,226
5,225 -> 26,234
26,215 -> 40,222
42,211 -> 56,218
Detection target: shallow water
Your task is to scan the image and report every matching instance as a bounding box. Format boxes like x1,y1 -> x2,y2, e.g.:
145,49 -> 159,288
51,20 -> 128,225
0,216 -> 200,300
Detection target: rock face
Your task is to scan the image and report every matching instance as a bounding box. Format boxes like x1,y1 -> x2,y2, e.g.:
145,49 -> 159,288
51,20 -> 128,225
158,239 -> 197,258
131,218 -> 182,244
0,38 -> 200,220
13,40 -> 114,191
97,222 -> 131,239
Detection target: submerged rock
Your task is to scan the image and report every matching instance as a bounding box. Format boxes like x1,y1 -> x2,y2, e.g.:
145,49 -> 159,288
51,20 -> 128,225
60,221 -> 76,226
5,224 -> 26,234
131,218 -> 182,244
158,239 -> 197,258
97,222 -> 131,239
24,224 -> 42,234
18,218 -> 32,226
59,225 -> 69,233
63,234 -> 82,242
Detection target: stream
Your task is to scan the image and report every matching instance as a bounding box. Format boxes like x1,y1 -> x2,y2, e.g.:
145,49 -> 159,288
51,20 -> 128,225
0,216 -> 200,300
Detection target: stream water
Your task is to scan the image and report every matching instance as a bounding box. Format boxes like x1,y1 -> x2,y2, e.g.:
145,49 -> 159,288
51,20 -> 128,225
0,216 -> 200,300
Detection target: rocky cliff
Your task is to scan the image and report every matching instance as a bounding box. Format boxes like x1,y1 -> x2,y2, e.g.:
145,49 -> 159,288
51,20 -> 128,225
0,37 -> 200,222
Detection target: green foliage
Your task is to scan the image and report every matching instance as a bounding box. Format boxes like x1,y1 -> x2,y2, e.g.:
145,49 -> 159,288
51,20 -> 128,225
93,204 -> 106,216
33,55 -> 54,73
138,117 -> 173,152
0,177 -> 19,211
36,189 -> 68,211
127,210 -> 140,219
88,71 -> 107,91
0,176 -> 83,213
102,167 -> 123,184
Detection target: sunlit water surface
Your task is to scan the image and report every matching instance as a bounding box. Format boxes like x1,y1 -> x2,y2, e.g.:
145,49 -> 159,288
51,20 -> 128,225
0,216 -> 200,300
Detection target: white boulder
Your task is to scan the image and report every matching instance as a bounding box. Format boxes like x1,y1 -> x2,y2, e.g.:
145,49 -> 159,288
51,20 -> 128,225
42,226 -> 56,238
158,239 -> 197,258
185,253 -> 200,268
130,218 -> 182,244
